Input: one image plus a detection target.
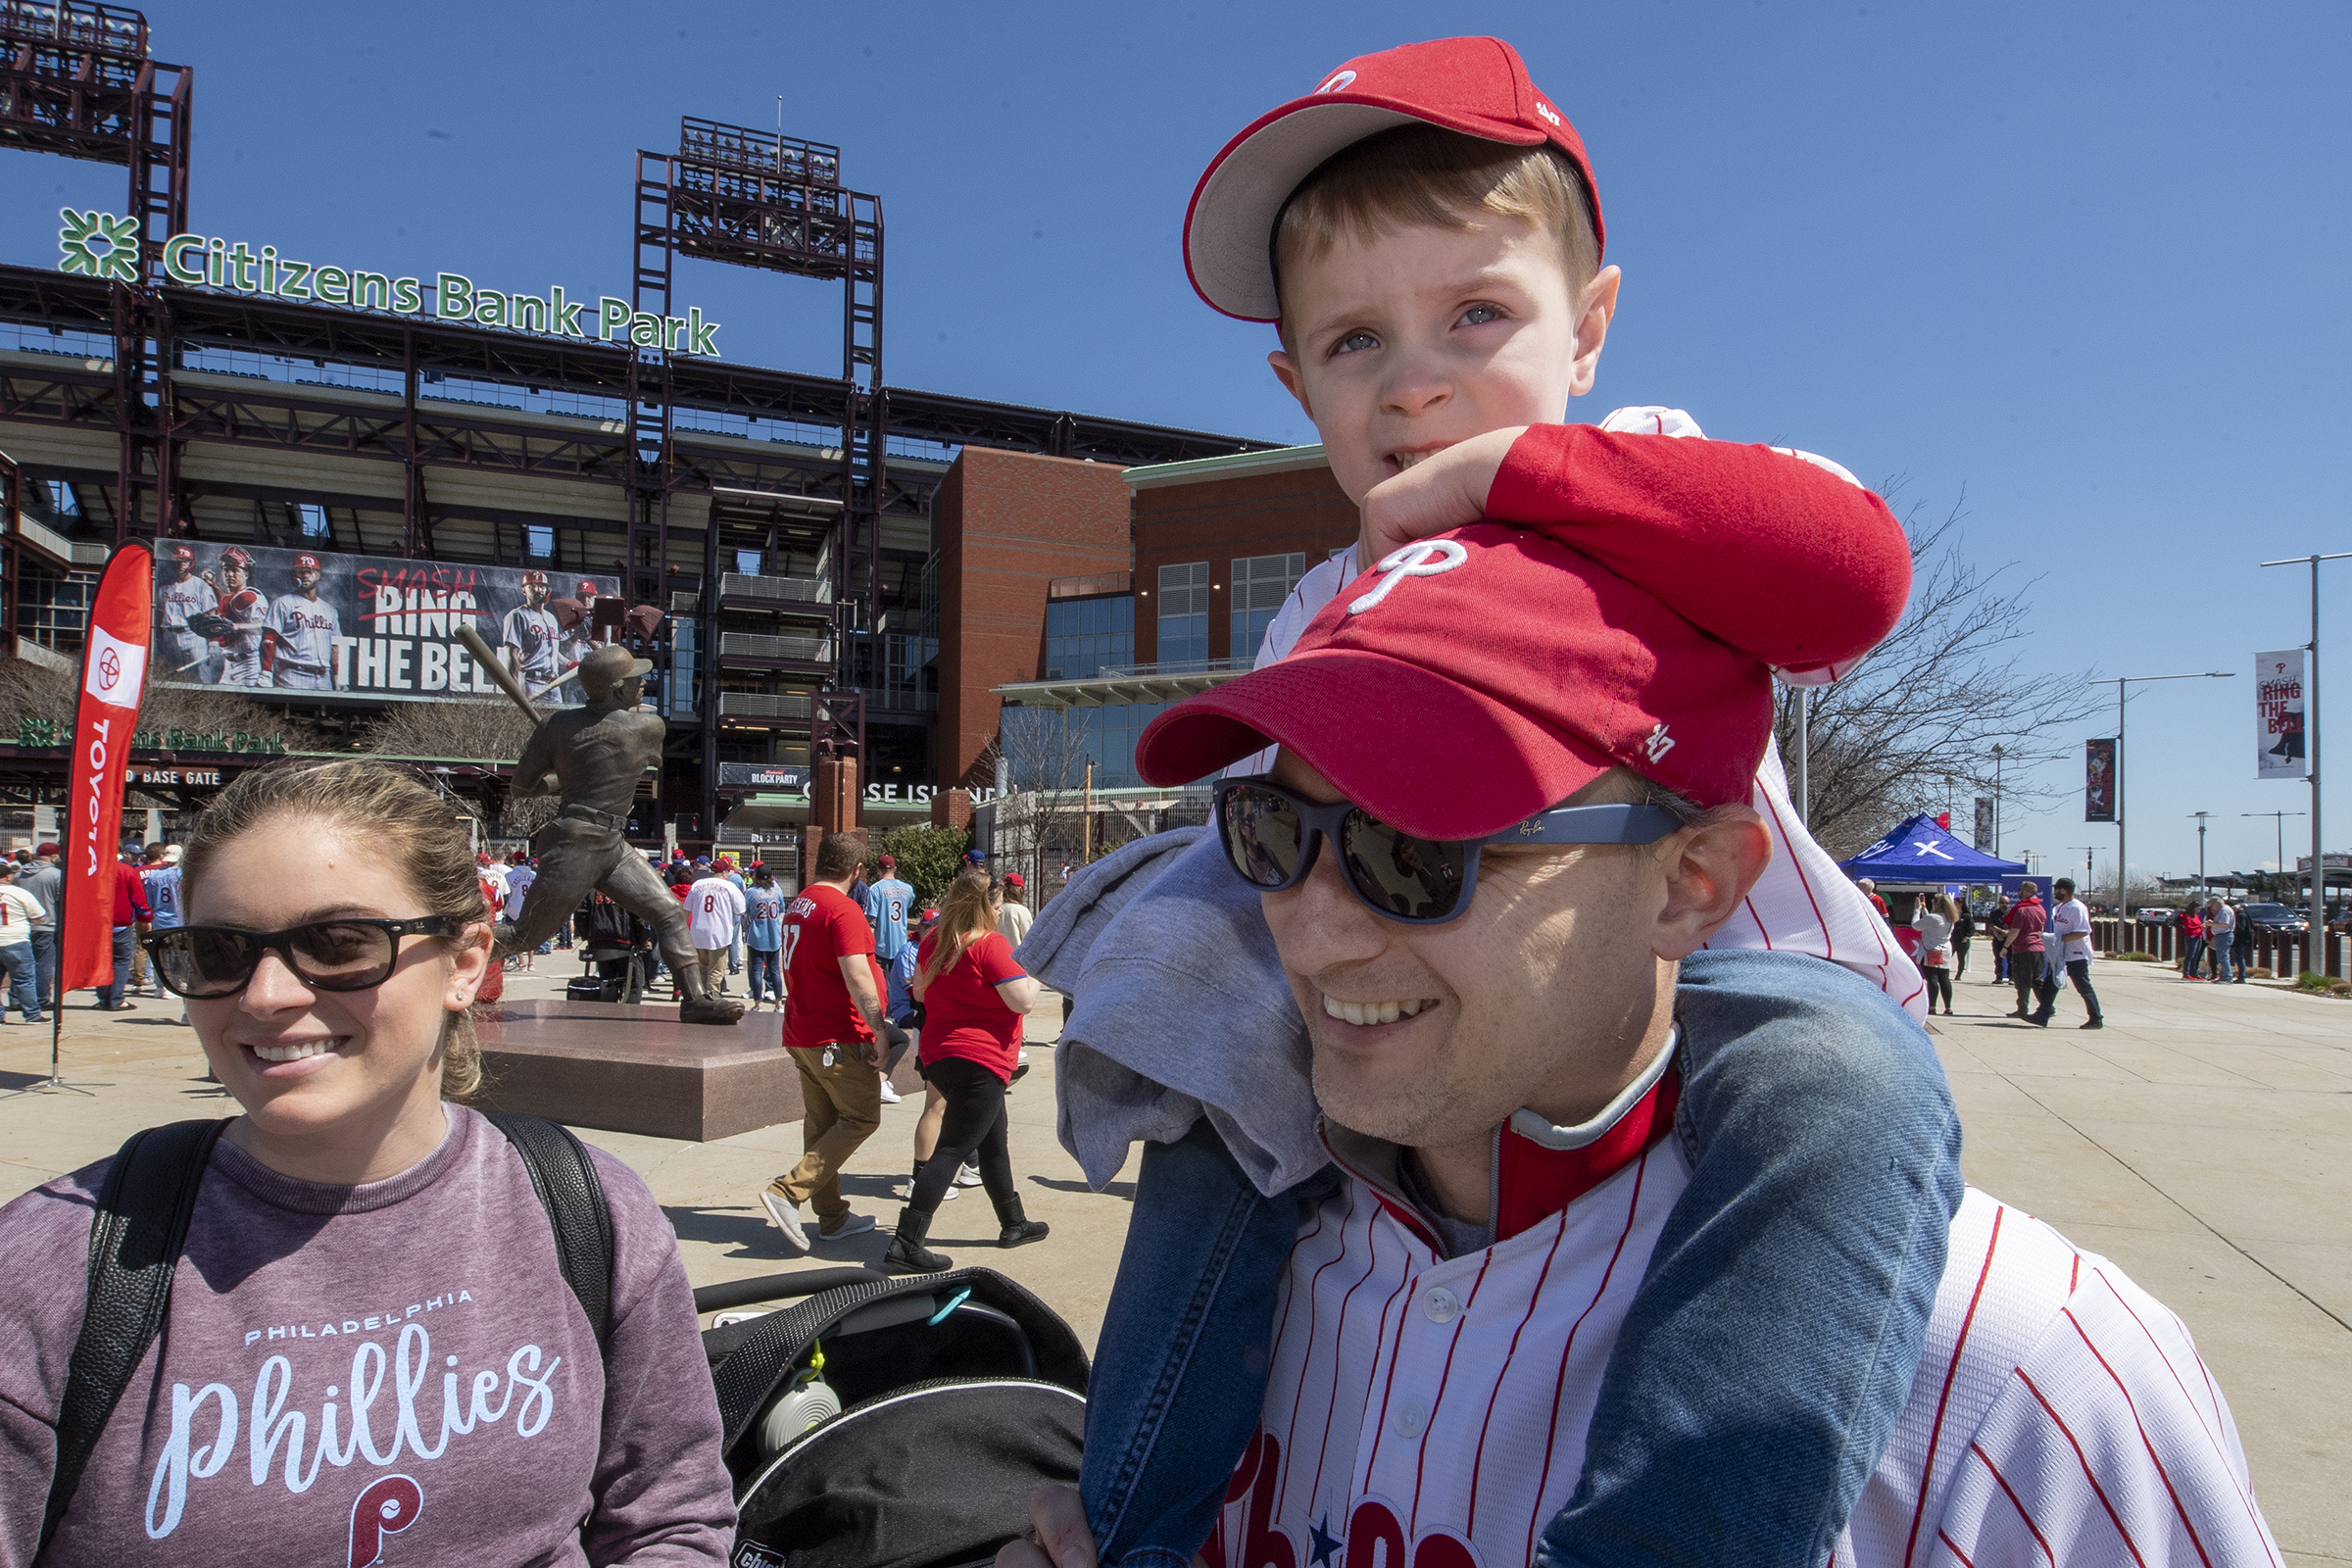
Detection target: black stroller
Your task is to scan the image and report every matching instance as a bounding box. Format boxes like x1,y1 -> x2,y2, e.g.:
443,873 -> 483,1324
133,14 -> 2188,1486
695,1266 -> 1088,1568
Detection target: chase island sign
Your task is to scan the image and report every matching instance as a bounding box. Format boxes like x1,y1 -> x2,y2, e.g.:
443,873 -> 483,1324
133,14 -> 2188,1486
57,208 -> 723,357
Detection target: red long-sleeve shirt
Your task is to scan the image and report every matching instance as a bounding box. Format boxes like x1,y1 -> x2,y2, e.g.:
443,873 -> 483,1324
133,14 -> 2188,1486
113,860 -> 151,927
1483,424 -> 1912,680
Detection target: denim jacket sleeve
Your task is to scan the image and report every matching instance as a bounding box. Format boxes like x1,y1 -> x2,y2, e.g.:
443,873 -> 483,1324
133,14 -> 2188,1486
1082,949 -> 1962,1568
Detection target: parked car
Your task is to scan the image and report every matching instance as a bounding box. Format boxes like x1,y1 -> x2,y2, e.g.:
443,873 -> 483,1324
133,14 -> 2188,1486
2238,903 -> 2308,934
2134,906 -> 2176,924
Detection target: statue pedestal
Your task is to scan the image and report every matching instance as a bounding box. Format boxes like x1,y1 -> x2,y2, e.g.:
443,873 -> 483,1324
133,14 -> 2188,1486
474,1001 -> 800,1142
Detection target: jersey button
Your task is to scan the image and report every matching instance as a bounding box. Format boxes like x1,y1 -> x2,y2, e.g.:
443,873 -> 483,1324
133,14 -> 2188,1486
1394,1401 -> 1427,1439
1422,1286 -> 1461,1325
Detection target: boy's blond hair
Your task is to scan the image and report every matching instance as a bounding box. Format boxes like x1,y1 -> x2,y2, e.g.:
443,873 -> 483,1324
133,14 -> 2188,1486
1273,123 -> 1599,342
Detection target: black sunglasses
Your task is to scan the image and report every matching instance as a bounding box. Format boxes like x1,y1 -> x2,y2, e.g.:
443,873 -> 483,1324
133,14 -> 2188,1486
142,917 -> 465,999
1212,775 -> 1684,925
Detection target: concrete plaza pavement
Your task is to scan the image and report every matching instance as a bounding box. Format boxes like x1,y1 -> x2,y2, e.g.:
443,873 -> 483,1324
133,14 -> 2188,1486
2,952 -> 2345,1561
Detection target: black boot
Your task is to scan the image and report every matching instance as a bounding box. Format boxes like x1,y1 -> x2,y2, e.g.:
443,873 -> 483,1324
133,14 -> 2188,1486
885,1206 -> 952,1273
994,1194 -> 1050,1249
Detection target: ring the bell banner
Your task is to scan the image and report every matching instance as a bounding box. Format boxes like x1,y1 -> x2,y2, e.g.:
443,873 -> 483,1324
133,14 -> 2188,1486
2083,738 -> 2117,823
63,541 -> 154,991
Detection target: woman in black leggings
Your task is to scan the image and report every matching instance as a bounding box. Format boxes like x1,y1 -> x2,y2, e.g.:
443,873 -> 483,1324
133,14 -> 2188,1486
886,868 -> 1051,1272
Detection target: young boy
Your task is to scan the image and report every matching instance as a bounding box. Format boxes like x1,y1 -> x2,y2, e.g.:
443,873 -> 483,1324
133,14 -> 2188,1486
1034,37 -> 1959,1568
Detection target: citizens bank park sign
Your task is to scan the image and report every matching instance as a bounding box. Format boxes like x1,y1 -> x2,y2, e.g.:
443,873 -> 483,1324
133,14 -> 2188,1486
57,209 -> 723,356
154,540 -> 618,706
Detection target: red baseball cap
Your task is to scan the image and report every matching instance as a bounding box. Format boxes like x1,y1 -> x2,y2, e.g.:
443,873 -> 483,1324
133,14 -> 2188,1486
293,553 -> 321,571
575,578 -> 600,598
878,855 -> 897,870
170,545 -> 193,562
520,569 -> 548,587
1185,36 -> 1603,322
1004,871 -> 1025,889
219,547 -> 252,567
1135,527 -> 1769,838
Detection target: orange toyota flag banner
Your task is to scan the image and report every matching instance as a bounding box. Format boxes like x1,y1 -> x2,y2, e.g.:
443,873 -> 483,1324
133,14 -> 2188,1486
62,541 -> 154,990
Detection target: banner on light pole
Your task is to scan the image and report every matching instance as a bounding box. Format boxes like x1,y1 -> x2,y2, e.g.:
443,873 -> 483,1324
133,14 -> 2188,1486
2255,650 -> 2307,779
64,543 -> 154,991
2084,738 -> 2116,822
1973,798 -> 1993,852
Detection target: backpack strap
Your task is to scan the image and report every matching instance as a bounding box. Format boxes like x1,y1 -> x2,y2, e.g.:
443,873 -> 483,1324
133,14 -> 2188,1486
42,1118 -> 230,1552
485,1112 -> 614,1348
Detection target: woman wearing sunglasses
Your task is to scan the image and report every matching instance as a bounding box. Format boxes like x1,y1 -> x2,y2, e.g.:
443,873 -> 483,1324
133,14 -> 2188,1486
0,760 -> 734,1566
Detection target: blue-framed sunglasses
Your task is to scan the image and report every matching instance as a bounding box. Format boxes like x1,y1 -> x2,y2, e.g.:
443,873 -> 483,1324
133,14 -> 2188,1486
1212,775 -> 1684,925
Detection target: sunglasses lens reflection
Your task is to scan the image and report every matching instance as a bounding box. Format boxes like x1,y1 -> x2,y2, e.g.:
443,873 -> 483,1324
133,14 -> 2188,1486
1341,812 -> 1467,921
1221,785 -> 1306,888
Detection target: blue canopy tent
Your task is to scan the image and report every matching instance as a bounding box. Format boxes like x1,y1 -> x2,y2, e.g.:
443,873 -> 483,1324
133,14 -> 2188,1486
1838,813 -> 2027,888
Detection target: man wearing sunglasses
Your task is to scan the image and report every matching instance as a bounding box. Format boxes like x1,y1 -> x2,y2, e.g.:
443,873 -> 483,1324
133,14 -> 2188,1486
1015,523 -> 2273,1568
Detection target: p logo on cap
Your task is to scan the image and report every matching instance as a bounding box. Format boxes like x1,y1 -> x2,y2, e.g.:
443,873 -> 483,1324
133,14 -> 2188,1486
1348,541 -> 1468,613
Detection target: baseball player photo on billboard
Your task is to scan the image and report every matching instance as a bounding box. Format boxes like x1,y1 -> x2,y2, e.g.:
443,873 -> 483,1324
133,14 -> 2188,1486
151,542 -> 618,706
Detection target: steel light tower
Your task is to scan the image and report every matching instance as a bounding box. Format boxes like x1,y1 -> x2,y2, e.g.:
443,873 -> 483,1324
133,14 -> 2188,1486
2088,671 -> 2231,922
2189,811 -> 2216,899
2242,810 -> 2305,893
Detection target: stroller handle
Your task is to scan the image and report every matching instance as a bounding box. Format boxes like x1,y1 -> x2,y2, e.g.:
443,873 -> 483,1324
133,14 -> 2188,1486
693,1268 -> 890,1316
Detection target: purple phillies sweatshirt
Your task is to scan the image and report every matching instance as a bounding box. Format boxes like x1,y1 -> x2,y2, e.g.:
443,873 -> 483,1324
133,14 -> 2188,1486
0,1105 -> 735,1567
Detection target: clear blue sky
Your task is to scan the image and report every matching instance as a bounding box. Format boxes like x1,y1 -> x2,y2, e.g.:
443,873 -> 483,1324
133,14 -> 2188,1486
6,1 -> 2346,885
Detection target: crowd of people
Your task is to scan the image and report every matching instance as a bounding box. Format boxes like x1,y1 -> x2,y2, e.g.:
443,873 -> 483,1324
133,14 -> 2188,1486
0,31 -> 2277,1567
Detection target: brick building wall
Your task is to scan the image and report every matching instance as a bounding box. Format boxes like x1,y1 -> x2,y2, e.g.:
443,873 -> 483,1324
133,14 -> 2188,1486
936,446 -> 1132,789
1130,448 -> 1355,665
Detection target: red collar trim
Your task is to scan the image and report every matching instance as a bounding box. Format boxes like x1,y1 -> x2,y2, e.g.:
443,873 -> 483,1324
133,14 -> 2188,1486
1493,1062 -> 1682,1243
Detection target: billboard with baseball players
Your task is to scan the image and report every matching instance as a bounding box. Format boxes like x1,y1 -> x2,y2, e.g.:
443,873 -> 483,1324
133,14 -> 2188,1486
153,541 -> 619,706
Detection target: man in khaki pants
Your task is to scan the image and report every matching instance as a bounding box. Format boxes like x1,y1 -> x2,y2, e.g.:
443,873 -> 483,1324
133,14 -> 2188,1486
760,832 -> 889,1251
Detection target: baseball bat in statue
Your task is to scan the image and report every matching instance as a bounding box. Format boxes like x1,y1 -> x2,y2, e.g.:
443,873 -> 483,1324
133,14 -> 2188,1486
453,625 -> 542,722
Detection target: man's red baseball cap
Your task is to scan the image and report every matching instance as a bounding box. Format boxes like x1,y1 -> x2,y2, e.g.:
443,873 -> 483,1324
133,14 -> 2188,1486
1185,36 -> 1603,323
219,547 -> 251,567
575,578 -> 600,598
520,569 -> 548,587
170,545 -> 193,562
293,553 -> 321,571
1135,528 -> 1769,839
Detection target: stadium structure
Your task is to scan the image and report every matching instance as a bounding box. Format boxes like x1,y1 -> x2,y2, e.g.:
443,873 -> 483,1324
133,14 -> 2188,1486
0,0 -> 1326,859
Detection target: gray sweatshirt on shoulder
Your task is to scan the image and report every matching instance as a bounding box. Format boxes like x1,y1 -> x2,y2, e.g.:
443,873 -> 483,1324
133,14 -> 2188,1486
1022,827 -> 1325,1197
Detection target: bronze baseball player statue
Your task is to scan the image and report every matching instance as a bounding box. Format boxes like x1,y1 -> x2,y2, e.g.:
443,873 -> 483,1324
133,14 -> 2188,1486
458,631 -> 745,1024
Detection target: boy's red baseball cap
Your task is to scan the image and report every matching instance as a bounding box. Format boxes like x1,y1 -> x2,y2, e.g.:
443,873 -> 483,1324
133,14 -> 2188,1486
1185,36 -> 1603,323
1134,528 -> 1768,839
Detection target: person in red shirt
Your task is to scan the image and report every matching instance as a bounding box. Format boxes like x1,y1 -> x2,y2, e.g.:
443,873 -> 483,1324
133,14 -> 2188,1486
2003,881 -> 2055,1022
1856,876 -> 1889,919
760,832 -> 890,1252
95,845 -> 153,1009
886,867 -> 1050,1273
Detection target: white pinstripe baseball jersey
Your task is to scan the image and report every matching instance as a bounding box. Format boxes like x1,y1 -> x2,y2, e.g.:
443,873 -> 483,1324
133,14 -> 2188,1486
1207,1067 -> 2278,1568
1241,411 -> 1927,1022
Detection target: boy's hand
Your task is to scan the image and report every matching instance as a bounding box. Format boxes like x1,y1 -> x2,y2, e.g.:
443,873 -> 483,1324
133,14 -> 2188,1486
1354,426 -> 1527,572
997,1486 -> 1096,1568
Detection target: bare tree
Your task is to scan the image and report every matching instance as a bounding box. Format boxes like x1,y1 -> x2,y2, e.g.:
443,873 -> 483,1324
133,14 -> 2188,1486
359,700 -> 556,834
995,707 -> 1095,887
360,699 -> 535,763
0,656 -> 323,751
1778,486 -> 2099,859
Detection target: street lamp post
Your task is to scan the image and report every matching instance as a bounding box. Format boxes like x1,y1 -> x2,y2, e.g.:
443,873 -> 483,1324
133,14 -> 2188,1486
2189,811 -> 2215,899
2242,810 -> 2305,895
1790,686 -> 1809,829
2088,671 -> 2232,924
1990,744 -> 2005,858
2258,552 -> 2349,951
2067,846 -> 2097,905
